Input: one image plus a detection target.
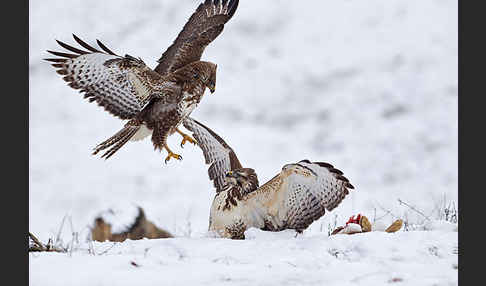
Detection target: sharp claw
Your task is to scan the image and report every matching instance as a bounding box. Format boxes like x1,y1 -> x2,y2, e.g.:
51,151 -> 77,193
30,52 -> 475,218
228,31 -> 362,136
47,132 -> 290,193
164,151 -> 183,163
179,134 -> 197,148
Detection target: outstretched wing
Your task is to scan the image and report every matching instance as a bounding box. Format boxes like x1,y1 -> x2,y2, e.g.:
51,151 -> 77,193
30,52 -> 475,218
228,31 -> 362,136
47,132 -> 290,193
247,160 -> 354,232
45,34 -> 164,120
283,160 -> 355,230
154,0 -> 239,75
182,117 -> 242,192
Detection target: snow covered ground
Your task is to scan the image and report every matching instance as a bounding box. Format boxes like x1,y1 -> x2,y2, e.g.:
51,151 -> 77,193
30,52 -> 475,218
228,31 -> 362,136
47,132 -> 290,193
29,0 -> 457,285
29,226 -> 458,286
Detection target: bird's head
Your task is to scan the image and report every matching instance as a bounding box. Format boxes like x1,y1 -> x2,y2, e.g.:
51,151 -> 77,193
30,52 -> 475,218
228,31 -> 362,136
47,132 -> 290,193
192,61 -> 217,94
204,62 -> 217,94
224,168 -> 259,194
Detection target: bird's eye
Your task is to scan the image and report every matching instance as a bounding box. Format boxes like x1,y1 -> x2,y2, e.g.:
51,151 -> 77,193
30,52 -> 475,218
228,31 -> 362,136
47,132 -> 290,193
193,73 -> 199,79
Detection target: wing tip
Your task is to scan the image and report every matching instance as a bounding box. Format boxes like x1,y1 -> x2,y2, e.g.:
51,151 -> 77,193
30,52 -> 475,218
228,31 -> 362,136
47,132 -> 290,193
43,58 -> 67,63
72,34 -> 102,53
227,0 -> 239,19
314,161 -> 334,169
56,39 -> 90,55
312,160 -> 355,190
328,167 -> 344,176
96,39 -> 118,56
46,50 -> 78,59
202,0 -> 238,18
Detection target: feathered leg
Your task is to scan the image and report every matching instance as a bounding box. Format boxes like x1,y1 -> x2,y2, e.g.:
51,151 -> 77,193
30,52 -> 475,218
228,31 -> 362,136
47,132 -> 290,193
151,123 -> 182,163
92,120 -> 141,159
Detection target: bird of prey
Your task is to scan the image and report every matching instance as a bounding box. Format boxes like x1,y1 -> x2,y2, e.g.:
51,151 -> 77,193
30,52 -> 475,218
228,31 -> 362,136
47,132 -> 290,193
45,0 -> 239,163
183,118 -> 355,239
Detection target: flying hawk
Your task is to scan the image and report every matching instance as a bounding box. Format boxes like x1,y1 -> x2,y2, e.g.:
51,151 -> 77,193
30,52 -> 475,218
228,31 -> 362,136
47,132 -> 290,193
182,118 -> 355,239
45,0 -> 239,163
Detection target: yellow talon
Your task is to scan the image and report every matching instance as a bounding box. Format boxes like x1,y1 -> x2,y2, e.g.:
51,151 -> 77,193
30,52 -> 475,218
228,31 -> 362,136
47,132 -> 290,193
176,128 -> 197,148
163,144 -> 182,164
181,135 -> 197,147
164,151 -> 182,164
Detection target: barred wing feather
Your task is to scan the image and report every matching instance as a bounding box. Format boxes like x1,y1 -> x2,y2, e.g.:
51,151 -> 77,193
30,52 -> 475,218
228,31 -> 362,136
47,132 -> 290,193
296,160 -> 355,211
248,160 -> 355,232
45,35 -> 162,120
154,0 -> 239,75
182,117 -> 242,192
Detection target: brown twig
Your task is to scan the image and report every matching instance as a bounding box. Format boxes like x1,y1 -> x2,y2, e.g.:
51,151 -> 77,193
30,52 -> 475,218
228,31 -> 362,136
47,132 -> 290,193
29,232 -> 66,253
29,232 -> 45,248
29,232 -> 47,252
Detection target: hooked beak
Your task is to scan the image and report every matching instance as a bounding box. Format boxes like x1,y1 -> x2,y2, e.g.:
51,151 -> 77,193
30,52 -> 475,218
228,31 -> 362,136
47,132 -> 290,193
209,86 -> 215,94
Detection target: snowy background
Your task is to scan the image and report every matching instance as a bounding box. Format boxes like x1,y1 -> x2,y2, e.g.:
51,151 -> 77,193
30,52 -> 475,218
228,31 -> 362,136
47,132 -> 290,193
29,0 -> 457,285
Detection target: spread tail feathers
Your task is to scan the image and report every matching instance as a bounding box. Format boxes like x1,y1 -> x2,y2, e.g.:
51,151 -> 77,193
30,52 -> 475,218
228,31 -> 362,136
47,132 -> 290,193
92,123 -> 141,159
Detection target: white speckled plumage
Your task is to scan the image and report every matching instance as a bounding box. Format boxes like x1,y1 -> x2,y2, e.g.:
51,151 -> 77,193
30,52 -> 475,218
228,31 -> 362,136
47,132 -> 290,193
182,119 -> 355,239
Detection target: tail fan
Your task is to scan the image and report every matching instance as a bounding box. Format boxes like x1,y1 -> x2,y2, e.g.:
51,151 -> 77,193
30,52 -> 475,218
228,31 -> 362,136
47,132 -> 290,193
92,122 -> 141,159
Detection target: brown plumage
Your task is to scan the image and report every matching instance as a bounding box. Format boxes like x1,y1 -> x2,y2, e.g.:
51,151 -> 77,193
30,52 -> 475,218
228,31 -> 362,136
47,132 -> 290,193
45,0 -> 239,162
182,118 -> 355,239
155,0 -> 239,75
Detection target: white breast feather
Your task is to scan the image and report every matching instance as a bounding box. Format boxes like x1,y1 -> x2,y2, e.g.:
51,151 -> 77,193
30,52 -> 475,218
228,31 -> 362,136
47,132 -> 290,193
130,124 -> 152,141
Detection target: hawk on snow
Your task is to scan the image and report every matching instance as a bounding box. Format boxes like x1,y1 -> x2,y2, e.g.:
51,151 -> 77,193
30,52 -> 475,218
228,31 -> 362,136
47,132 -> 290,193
182,118 -> 356,239
45,0 -> 239,163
